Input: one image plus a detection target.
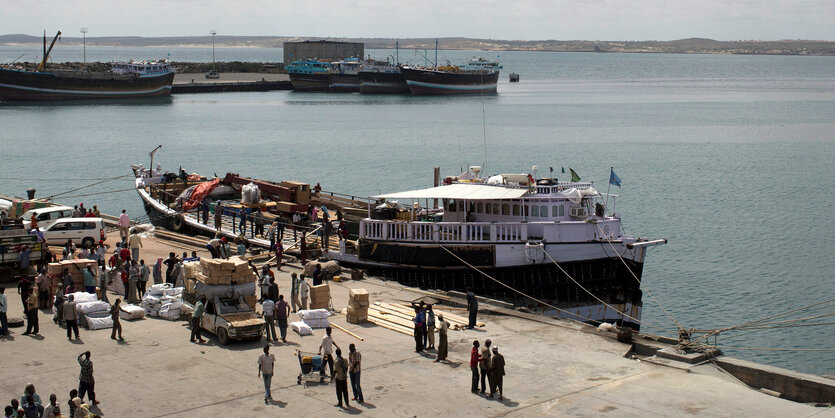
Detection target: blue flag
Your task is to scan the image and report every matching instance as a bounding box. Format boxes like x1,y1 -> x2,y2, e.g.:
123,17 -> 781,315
609,168 -> 621,188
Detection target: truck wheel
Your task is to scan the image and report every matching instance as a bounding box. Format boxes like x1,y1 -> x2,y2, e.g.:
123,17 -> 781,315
82,237 -> 95,248
217,327 -> 230,345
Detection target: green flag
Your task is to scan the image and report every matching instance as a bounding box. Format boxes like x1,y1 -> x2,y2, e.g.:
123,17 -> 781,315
569,168 -> 581,182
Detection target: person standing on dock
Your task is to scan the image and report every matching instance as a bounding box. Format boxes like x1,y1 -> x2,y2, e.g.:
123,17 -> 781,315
190,296 -> 206,343
426,305 -> 436,350
128,261 -> 140,303
0,287 -> 8,337
83,266 -> 96,294
434,314 -> 449,363
138,259 -> 149,299
153,258 -> 162,285
480,339 -> 493,394
319,326 -> 340,381
267,221 -> 277,249
128,230 -> 142,263
290,273 -> 301,312
214,201 -> 223,231
118,210 -> 130,242
77,351 -> 99,406
413,307 -> 425,353
164,252 -> 177,284
238,208 -> 247,235
64,295 -> 80,340
274,241 -> 284,270
262,297 -> 277,342
109,298 -> 126,341
22,288 -> 38,336
254,208 -> 266,238
348,343 -> 363,403
333,348 -> 350,408
490,346 -> 505,400
292,213 -> 300,241
467,289 -> 478,329
299,274 -> 310,310
276,294 -> 289,343
470,340 -> 482,393
201,197 -> 209,225
300,232 -> 307,265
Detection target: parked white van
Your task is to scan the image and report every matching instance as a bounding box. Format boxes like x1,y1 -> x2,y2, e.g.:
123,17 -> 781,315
21,205 -> 74,230
40,217 -> 107,247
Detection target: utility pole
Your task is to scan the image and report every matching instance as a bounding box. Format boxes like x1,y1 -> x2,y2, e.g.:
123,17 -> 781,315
210,30 -> 217,71
80,27 -> 88,64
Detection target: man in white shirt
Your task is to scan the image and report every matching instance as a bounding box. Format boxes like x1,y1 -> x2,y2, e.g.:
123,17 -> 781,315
299,275 -> 310,310
262,298 -> 277,342
128,232 -> 143,263
318,326 -> 340,382
118,210 -> 130,242
0,287 -> 8,336
257,345 -> 275,404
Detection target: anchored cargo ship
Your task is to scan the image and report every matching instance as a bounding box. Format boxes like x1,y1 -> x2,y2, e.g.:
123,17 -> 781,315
400,57 -> 502,95
329,58 -> 361,92
325,168 -> 666,329
358,58 -> 408,94
287,59 -> 332,91
0,31 -> 175,101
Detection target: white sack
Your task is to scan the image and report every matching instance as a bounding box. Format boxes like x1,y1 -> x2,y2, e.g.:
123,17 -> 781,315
291,321 -> 313,336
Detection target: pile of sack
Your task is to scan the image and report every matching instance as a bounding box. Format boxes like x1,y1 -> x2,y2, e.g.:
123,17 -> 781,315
184,256 -> 257,308
347,288 -> 369,324
290,321 -> 313,336
241,182 -> 261,205
55,291 -> 111,330
297,308 -> 330,328
303,260 -> 342,279
141,283 -> 186,320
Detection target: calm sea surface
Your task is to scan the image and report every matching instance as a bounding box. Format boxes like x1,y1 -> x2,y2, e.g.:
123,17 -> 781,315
1,46 -> 833,374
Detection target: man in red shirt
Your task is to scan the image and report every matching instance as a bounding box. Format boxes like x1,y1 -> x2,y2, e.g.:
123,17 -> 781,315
470,340 -> 482,393
119,244 -> 131,264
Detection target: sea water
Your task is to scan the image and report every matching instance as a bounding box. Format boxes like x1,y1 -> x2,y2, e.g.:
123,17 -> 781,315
1,46 -> 833,374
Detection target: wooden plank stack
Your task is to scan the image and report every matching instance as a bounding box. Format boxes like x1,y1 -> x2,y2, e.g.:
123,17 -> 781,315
346,288 -> 369,324
366,302 -> 486,336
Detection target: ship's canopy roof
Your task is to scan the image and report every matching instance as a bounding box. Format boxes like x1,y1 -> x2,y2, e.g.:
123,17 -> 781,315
374,184 -> 528,201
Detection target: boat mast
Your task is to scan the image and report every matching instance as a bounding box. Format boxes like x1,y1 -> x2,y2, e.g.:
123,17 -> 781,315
210,30 -> 217,72
395,41 -> 399,65
435,38 -> 438,67
38,31 -> 61,71
80,27 -> 88,64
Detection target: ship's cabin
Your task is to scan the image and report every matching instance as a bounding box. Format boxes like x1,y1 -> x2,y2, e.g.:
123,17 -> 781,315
111,60 -> 173,75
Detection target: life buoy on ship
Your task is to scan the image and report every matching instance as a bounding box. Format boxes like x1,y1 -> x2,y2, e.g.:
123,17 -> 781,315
172,213 -> 185,232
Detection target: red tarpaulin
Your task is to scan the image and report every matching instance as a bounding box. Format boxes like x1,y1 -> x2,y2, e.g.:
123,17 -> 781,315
183,179 -> 220,210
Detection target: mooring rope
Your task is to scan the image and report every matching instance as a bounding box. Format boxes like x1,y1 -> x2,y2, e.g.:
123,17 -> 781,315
595,224 -> 685,332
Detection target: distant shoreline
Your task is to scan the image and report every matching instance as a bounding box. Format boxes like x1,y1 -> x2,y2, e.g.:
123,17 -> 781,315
1,35 -> 833,56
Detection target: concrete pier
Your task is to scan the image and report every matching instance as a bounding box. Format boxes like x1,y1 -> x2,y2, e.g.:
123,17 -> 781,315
172,72 -> 292,94
0,225 -> 831,416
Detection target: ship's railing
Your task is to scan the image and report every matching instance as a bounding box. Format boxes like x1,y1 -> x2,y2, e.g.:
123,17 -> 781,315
360,219 -> 529,243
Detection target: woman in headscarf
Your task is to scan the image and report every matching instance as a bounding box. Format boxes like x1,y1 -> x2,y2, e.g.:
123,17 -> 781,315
20,383 -> 42,406
153,257 -> 163,285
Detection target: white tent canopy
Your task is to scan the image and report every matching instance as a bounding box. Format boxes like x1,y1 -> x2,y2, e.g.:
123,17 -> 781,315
373,184 -> 529,201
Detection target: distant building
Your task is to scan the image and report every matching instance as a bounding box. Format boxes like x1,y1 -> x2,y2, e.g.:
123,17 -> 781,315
283,40 -> 364,64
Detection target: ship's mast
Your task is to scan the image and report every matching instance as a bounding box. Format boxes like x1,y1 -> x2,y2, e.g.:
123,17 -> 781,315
435,38 -> 438,67
395,41 -> 399,65
38,31 -> 61,71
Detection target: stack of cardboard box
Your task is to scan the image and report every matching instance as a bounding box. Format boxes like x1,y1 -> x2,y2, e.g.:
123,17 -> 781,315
309,283 -> 330,310
185,256 -> 257,308
347,288 -> 369,324
47,259 -> 97,293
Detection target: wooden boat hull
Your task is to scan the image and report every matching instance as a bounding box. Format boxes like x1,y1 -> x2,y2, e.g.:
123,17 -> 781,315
0,68 -> 174,101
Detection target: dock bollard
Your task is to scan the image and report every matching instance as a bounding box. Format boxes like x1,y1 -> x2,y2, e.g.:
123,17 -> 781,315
26,188 -> 36,199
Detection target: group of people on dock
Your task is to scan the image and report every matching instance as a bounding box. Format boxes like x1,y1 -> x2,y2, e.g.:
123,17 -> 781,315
4,354 -> 101,417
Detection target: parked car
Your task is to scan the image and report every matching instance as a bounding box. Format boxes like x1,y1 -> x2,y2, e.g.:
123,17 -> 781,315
200,295 -> 264,345
40,217 -> 106,247
21,205 -> 74,230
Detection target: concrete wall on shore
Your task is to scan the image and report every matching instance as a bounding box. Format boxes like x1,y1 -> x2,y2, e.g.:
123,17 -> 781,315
283,41 -> 364,64
715,357 -> 835,404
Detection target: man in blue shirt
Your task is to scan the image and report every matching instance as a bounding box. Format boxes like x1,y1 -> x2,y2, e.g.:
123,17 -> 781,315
82,266 -> 97,294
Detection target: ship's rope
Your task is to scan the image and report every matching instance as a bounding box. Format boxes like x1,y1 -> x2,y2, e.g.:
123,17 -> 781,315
594,224 -> 685,332
45,173 -> 134,200
535,245 -> 665,332
438,244 -> 651,328
55,187 -> 136,199
712,346 -> 835,352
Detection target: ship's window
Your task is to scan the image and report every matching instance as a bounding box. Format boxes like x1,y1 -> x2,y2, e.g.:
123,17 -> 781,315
501,204 -> 509,216
476,202 -> 483,213
541,205 -> 549,217
485,203 -> 492,214
512,204 -> 520,216
523,205 -> 529,217
493,203 -> 499,214
553,205 -> 564,217
458,201 -> 465,212
531,205 -> 539,217
448,200 -> 456,212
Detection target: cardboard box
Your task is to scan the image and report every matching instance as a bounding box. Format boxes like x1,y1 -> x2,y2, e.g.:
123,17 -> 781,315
347,305 -> 368,316
351,270 -> 364,281
310,301 -> 329,310
346,313 -> 367,324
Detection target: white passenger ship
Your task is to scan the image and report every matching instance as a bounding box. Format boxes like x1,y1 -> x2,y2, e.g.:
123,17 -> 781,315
327,168 -> 666,329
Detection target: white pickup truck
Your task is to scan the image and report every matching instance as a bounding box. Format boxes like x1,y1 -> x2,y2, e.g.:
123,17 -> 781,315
200,295 -> 265,345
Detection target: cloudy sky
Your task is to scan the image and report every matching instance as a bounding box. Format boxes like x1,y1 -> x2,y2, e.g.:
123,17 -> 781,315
2,0 -> 832,40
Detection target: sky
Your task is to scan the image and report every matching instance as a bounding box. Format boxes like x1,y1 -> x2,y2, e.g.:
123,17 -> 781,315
1,0 -> 832,41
